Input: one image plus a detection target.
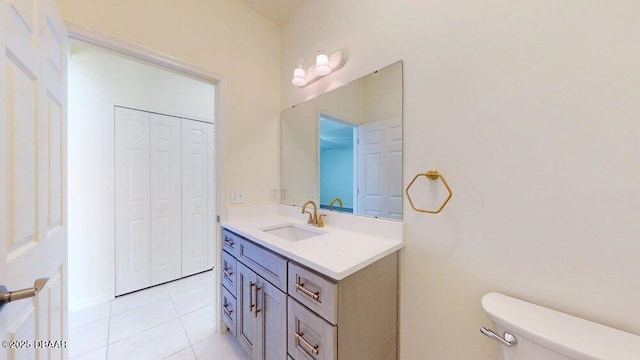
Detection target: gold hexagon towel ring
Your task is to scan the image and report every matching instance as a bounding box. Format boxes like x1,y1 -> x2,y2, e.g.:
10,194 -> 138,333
405,170 -> 453,214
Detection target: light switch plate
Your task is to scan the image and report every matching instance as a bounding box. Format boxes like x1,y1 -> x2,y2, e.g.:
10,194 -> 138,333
230,188 -> 244,204
306,187 -> 316,198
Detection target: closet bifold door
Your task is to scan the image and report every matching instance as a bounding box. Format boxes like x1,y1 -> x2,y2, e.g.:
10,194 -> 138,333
115,107 -> 151,295
207,123 -> 216,269
150,113 -> 182,285
182,119 -> 210,276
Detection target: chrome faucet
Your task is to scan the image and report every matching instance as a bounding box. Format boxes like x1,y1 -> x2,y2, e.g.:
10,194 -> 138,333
301,200 -> 325,227
329,197 -> 344,212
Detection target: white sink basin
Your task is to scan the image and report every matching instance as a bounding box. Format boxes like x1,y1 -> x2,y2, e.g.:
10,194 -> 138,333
261,224 -> 325,242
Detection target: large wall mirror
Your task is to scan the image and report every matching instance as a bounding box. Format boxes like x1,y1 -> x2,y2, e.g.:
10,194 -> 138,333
282,61 -> 403,221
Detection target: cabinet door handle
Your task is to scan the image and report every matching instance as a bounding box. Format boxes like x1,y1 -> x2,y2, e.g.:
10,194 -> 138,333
294,331 -> 319,355
248,281 -> 255,311
253,285 -> 261,318
223,268 -> 233,278
224,238 -> 234,247
295,281 -> 320,301
223,304 -> 233,316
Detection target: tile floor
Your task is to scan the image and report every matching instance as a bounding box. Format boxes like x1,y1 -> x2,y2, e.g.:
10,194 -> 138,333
69,270 -> 250,360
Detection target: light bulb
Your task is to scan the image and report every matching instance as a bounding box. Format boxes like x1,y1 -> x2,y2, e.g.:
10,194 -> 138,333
291,61 -> 307,87
314,50 -> 331,76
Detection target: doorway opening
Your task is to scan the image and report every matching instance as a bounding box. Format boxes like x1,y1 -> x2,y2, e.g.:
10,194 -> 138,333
319,114 -> 357,213
67,39 -> 219,312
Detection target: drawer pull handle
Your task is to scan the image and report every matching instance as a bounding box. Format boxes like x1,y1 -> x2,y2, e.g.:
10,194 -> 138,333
249,282 -> 255,311
253,285 -> 261,318
295,282 -> 320,301
223,304 -> 233,316
295,331 -> 319,355
223,268 -> 233,278
224,238 -> 234,247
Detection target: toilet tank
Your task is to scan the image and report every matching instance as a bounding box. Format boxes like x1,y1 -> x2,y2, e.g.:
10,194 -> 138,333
481,293 -> 640,360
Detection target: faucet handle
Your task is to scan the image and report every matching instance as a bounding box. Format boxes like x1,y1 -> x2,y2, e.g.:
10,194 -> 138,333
317,214 -> 326,227
305,211 -> 315,225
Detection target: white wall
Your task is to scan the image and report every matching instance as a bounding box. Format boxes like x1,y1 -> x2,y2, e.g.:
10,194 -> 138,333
282,1 -> 640,359
56,0 -> 282,207
363,61 -> 402,123
68,41 -> 215,310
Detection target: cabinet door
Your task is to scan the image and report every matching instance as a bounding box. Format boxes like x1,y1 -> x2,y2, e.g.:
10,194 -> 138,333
236,262 -> 261,359
257,277 -> 287,360
115,107 -> 151,295
237,262 -> 287,360
149,113 -> 182,285
182,119 -> 209,276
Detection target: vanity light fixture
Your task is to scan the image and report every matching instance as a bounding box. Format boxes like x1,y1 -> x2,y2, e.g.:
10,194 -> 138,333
291,60 -> 308,87
291,50 -> 346,87
314,50 -> 331,75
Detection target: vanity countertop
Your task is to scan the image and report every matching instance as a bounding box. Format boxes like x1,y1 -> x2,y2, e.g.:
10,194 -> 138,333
221,214 -> 404,281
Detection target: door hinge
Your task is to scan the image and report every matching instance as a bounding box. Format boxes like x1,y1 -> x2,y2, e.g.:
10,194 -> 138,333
216,215 -> 220,223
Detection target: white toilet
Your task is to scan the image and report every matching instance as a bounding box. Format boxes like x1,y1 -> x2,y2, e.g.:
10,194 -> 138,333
481,292 -> 640,359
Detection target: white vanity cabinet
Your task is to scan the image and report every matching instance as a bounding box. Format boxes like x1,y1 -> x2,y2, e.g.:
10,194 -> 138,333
221,227 -> 399,360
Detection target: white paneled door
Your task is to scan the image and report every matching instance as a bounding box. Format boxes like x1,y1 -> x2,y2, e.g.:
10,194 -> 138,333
115,107 -> 152,295
0,0 -> 69,358
357,117 -> 403,220
150,113 -> 182,286
115,109 -> 214,294
182,120 -> 211,276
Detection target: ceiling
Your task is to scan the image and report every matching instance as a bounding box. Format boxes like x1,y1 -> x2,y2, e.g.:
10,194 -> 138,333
320,116 -> 356,150
236,0 -> 305,25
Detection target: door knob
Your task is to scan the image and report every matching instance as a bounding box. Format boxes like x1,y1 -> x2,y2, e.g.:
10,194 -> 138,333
0,278 -> 49,311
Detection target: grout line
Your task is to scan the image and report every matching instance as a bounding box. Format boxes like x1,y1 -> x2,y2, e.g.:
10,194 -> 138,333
168,285 -> 193,346
169,292 -> 202,360
109,290 -> 180,345
69,303 -> 112,329
175,296 -> 216,319
167,273 -> 214,300
105,299 -> 113,360
110,287 -> 171,316
106,316 -> 181,347
162,346 -> 192,360
72,271 -> 216,360
68,316 -> 111,359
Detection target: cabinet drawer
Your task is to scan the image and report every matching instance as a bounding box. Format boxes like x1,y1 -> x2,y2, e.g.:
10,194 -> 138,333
222,251 -> 237,296
222,287 -> 237,336
237,237 -> 288,292
222,229 -> 242,257
288,263 -> 337,325
288,298 -> 336,360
